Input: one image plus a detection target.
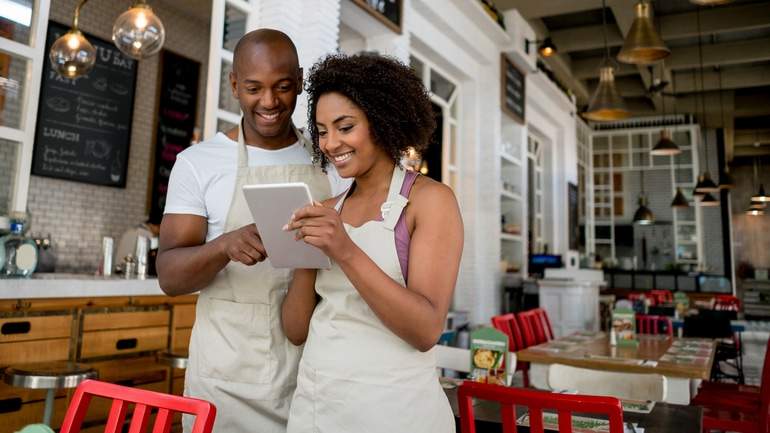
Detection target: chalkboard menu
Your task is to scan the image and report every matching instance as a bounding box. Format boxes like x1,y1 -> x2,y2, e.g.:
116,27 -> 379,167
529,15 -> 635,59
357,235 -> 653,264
352,0 -> 402,34
32,21 -> 137,187
501,54 -> 525,124
148,51 -> 200,223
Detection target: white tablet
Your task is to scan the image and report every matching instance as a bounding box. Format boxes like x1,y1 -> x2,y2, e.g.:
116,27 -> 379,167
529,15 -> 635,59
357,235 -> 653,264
242,183 -> 331,269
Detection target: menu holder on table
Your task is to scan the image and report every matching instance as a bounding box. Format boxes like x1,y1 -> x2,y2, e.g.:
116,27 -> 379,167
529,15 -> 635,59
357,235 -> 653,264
622,399 -> 655,414
469,327 -> 510,386
612,307 -> 638,348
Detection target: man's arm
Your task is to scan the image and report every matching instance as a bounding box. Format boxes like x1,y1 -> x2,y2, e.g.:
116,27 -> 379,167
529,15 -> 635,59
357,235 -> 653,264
156,215 -> 266,296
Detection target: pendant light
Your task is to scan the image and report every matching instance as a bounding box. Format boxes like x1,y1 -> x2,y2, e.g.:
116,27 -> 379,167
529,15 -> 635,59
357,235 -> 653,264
634,153 -> 655,225
583,0 -> 630,122
749,157 -> 770,204
49,0 -> 96,78
671,187 -> 690,208
617,1 -> 670,64
651,64 -> 681,156
746,207 -> 765,216
716,67 -> 735,189
693,7 -> 719,196
700,192 -> 720,207
112,0 -> 166,59
690,0 -> 733,5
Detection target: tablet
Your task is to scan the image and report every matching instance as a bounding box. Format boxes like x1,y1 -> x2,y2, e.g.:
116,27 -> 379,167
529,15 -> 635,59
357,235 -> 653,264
242,183 -> 331,269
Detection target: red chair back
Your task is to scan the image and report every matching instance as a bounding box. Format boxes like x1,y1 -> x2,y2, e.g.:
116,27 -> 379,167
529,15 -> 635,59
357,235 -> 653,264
517,308 -> 554,346
628,292 -> 654,306
714,294 -> 741,312
457,381 -> 624,433
636,314 -> 673,337
60,379 -> 216,433
649,290 -> 673,305
491,313 -> 525,351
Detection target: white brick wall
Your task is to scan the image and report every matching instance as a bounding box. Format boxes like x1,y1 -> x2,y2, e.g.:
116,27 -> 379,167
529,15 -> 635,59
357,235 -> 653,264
26,0 -> 210,272
0,139 -> 18,216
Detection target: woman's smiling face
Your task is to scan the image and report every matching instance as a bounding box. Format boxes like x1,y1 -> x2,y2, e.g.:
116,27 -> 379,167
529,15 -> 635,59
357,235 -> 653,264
315,92 -> 389,178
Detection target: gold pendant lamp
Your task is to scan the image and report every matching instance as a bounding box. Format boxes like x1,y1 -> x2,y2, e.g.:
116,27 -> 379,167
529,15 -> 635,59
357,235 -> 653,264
716,68 -> 734,189
49,0 -> 96,78
671,187 -> 690,208
583,0 -> 630,122
617,1 -> 670,64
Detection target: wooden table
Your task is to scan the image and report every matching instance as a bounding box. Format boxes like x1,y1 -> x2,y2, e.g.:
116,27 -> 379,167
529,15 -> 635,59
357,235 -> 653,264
445,387 -> 703,433
516,334 -> 716,404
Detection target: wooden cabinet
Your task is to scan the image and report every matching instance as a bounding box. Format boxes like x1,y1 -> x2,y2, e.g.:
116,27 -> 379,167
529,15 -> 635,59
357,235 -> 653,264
0,295 -> 196,430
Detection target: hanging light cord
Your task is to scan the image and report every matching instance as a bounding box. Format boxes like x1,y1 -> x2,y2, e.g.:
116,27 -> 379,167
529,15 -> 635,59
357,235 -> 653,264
696,7 -> 710,173
73,0 -> 90,29
602,0 -> 610,65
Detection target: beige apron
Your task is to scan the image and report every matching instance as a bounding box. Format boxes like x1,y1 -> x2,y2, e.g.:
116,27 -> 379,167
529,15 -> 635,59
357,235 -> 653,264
183,125 -> 331,433
286,166 -> 455,433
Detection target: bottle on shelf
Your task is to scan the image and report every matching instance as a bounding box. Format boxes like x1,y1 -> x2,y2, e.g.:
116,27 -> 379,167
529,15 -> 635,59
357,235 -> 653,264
2,219 -> 39,278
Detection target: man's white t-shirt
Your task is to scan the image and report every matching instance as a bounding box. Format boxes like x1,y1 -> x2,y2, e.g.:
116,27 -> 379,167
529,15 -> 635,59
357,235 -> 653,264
165,132 -> 350,242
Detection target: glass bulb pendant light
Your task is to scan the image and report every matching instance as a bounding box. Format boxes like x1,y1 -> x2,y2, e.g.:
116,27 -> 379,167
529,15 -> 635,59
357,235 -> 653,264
753,183 -> 770,203
49,0 -> 96,78
617,1 -> 670,64
745,207 -> 765,216
583,0 -> 630,121
113,0 -> 165,59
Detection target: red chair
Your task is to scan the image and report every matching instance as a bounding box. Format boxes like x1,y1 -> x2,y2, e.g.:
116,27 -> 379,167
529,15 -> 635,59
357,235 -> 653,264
60,379 -> 216,433
692,337 -> 770,411
636,314 -> 673,337
517,308 -> 554,346
714,295 -> 741,312
628,292 -> 654,307
649,290 -> 673,305
457,381 -> 625,433
492,313 -> 531,387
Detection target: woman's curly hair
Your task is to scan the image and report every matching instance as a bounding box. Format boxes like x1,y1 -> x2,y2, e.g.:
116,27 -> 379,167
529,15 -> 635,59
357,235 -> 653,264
305,53 -> 436,168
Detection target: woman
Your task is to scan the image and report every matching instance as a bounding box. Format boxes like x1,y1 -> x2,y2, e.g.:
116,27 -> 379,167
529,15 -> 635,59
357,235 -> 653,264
282,53 -> 463,433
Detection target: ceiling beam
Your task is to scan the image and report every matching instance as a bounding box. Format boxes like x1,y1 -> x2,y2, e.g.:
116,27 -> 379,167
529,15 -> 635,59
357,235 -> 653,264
572,38 -> 770,79
529,19 -> 592,105
497,0 -> 605,20
673,65 -> 770,94
547,3 -> 770,54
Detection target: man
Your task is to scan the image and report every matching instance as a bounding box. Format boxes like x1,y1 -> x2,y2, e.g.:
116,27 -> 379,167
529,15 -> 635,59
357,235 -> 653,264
157,29 -> 348,433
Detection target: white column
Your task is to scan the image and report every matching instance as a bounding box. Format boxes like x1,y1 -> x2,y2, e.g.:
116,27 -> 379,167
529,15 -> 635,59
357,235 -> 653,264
365,32 -> 410,64
253,0 -> 341,129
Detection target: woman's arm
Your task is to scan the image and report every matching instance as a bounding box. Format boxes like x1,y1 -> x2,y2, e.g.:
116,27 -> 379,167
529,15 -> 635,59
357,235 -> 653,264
289,180 -> 463,351
281,268 -> 319,345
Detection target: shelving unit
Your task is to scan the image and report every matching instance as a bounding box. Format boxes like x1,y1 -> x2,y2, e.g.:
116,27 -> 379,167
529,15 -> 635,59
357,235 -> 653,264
589,122 -> 702,268
499,116 -> 528,277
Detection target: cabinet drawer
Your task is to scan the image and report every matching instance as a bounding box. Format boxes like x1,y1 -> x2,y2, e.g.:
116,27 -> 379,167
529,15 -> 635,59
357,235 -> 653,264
80,326 -> 168,359
0,381 -> 66,403
0,338 -> 70,365
83,310 -> 169,331
172,328 -> 192,352
87,356 -> 169,384
0,315 -> 72,343
172,304 -> 195,328
0,397 -> 66,431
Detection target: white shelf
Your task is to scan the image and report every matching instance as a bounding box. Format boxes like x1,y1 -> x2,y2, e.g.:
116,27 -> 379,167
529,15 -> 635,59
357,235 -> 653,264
501,233 -> 522,242
501,152 -> 522,166
500,190 -> 522,202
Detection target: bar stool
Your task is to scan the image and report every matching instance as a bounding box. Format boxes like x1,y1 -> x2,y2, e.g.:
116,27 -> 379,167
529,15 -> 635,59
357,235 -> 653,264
157,350 -> 188,395
157,350 -> 189,370
3,361 -> 97,426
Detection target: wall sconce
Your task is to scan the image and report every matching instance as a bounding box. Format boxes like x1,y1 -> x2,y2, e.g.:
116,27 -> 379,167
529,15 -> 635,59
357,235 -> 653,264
525,37 -> 557,57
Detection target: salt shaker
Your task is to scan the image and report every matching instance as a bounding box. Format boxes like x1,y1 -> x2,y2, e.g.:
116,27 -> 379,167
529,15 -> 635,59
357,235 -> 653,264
123,254 -> 136,279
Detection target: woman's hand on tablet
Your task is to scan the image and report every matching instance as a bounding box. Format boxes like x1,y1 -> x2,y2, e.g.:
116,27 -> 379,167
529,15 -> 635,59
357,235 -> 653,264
284,202 -> 353,262
217,223 -> 268,265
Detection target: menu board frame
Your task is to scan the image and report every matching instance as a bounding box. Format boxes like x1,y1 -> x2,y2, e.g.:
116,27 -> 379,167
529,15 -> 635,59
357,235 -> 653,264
500,53 -> 525,124
32,21 -> 137,187
147,50 -> 200,223
351,0 -> 403,34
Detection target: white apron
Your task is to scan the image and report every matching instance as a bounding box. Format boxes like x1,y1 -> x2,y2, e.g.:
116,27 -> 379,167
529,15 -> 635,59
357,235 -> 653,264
183,125 -> 331,433
287,166 -> 455,433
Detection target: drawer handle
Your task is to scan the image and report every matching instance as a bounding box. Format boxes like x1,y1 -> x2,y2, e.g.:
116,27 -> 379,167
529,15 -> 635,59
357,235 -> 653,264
1,321 -> 31,335
0,397 -> 22,414
116,338 -> 138,350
